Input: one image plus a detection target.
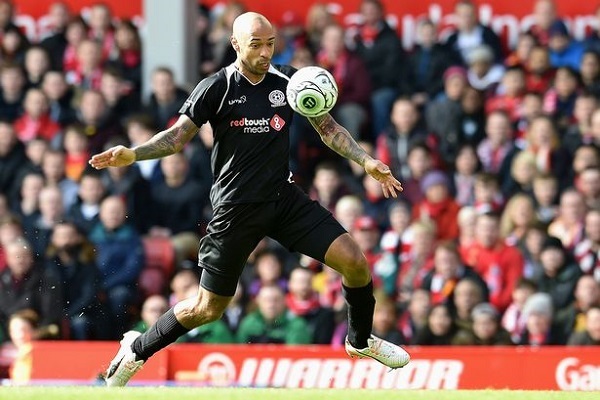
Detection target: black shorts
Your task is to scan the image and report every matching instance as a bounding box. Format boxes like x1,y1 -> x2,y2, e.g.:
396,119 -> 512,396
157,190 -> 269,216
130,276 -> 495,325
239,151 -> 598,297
197,183 -> 347,296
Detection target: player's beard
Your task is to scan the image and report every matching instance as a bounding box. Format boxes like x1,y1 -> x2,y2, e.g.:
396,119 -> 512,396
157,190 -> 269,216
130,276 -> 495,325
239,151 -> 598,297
256,57 -> 270,72
241,57 -> 269,77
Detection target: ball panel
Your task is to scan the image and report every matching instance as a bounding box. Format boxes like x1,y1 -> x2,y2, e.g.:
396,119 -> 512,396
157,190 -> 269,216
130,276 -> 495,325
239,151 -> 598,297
286,66 -> 338,118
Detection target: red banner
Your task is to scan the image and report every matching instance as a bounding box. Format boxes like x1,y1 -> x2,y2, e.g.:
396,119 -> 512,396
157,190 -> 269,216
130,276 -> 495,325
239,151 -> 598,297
27,341 -> 168,382
12,1 -> 600,47
24,342 -> 600,391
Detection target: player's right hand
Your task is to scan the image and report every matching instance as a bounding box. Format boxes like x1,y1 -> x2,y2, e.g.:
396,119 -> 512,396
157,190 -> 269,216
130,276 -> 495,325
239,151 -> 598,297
364,158 -> 403,199
89,145 -> 136,169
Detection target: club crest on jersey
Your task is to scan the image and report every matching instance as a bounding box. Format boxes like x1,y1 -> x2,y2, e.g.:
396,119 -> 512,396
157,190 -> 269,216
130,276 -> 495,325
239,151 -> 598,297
268,90 -> 286,108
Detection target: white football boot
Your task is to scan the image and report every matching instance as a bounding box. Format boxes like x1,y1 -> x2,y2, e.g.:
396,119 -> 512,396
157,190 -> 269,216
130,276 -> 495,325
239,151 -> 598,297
345,334 -> 410,369
104,331 -> 145,387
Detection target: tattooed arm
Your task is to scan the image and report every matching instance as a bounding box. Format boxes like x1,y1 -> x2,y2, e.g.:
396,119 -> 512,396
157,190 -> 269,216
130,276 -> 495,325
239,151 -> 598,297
89,115 -> 198,169
308,113 -> 403,198
308,113 -> 371,167
135,115 -> 199,160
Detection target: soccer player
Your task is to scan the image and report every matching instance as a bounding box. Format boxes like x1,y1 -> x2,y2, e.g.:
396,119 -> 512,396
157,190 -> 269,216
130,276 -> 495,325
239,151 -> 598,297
90,12 -> 410,387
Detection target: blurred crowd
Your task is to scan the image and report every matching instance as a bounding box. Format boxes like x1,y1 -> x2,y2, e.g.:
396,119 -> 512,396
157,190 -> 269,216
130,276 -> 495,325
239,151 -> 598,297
1,0 -> 600,378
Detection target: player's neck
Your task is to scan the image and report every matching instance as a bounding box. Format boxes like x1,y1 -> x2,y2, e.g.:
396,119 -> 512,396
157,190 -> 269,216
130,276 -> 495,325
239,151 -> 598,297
234,61 -> 265,84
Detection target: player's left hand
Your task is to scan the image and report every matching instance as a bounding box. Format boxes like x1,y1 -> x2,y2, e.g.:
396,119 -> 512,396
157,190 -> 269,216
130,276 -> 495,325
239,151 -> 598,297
364,158 -> 403,198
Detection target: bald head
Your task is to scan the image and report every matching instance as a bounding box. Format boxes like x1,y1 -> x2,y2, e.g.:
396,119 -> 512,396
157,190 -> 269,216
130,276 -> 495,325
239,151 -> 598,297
232,12 -> 272,42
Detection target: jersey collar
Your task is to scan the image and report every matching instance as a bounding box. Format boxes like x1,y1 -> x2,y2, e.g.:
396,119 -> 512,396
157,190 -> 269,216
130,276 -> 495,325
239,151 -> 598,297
232,63 -> 269,86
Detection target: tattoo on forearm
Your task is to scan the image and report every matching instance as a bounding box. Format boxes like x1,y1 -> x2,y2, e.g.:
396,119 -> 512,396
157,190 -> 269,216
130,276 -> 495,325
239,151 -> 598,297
309,114 -> 370,166
134,118 -> 198,161
133,130 -> 179,161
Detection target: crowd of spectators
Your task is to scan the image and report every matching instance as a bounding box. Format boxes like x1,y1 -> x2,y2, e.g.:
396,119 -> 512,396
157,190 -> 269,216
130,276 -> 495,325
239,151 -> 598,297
1,0 -> 600,366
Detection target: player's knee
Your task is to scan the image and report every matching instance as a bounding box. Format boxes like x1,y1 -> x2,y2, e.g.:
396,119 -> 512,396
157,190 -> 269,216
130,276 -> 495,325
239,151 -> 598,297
343,246 -> 369,277
351,242 -> 369,266
352,256 -> 370,277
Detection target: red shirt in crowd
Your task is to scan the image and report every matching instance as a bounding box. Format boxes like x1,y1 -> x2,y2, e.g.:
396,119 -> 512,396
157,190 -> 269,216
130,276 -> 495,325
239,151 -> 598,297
13,114 -> 61,143
0,247 -> 6,272
460,241 -> 524,312
412,198 -> 460,241
525,69 -> 555,94
485,94 -> 523,122
65,151 -> 90,182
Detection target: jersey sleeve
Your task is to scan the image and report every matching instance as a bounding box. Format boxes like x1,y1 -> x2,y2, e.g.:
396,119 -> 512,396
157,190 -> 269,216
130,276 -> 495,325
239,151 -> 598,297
179,73 -> 226,127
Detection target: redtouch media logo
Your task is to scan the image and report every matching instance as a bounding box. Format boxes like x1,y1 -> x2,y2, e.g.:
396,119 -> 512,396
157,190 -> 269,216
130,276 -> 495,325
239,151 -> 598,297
229,116 -> 285,133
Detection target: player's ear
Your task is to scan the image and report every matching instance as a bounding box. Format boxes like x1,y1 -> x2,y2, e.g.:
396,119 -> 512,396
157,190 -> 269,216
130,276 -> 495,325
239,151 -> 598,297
231,36 -> 240,52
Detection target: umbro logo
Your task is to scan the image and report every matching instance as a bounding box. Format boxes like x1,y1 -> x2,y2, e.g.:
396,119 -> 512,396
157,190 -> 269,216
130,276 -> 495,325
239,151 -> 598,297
228,95 -> 247,105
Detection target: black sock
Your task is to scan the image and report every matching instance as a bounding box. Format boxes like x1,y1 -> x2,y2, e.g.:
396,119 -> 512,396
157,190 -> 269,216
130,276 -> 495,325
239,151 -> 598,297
342,280 -> 375,349
131,308 -> 190,361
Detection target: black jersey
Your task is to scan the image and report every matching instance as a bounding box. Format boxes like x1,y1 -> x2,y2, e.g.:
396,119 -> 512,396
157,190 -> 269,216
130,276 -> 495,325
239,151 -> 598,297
179,64 -> 297,208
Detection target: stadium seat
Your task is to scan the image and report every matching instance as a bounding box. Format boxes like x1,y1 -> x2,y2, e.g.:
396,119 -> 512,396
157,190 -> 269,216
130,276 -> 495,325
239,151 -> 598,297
139,237 -> 176,296
142,237 -> 176,277
138,267 -> 167,297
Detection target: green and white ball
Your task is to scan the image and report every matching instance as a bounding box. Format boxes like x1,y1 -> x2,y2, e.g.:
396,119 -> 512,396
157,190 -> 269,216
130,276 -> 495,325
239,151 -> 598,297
286,66 -> 338,118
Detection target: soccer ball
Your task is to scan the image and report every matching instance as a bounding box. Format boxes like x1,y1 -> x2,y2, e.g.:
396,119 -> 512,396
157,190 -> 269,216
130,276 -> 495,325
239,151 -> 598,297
286,66 -> 338,118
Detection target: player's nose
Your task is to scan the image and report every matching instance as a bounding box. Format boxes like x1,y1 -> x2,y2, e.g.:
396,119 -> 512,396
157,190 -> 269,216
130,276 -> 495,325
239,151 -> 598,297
260,46 -> 272,59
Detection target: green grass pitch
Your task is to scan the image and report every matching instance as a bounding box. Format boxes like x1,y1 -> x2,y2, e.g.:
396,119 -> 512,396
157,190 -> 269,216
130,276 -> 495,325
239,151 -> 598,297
0,388 -> 598,400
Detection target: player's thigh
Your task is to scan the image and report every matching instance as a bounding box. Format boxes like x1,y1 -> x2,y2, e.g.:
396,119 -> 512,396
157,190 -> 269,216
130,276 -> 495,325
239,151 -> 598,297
270,185 -> 346,263
198,203 -> 267,296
